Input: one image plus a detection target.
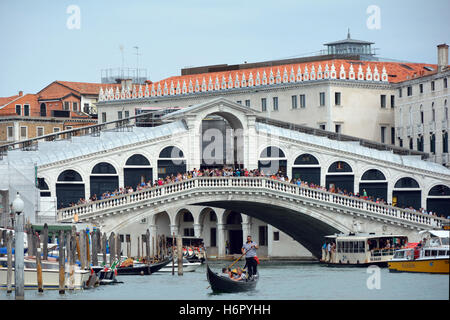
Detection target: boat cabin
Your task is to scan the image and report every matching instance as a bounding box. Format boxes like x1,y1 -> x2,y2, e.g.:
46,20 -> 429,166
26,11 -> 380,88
322,232 -> 408,266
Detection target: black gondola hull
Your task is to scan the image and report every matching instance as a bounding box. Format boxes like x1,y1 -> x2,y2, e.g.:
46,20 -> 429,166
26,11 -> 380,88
117,258 -> 172,275
206,264 -> 258,293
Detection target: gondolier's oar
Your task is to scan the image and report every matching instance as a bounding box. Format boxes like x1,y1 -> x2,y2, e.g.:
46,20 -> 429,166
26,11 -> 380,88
227,247 -> 251,270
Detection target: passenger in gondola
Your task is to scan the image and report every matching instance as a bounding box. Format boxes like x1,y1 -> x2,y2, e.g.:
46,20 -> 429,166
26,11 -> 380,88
232,267 -> 246,281
222,267 -> 233,279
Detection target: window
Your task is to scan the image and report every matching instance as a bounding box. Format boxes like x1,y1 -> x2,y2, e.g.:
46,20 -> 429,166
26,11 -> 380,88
125,111 -> 129,118
183,228 -> 194,237
15,104 -> 21,115
380,126 -> 386,143
64,101 -> 70,111
245,99 -> 250,107
409,138 -> 413,150
443,131 -> 448,153
380,95 -> 386,108
23,104 -> 30,116
273,231 -> 280,241
419,83 -> 423,93
236,100 -> 242,105
300,94 -> 306,108
444,78 -> 448,89
420,108 -> 424,124
407,86 -> 412,96
431,81 -> 435,91
261,98 -> 267,111
291,95 -> 297,109
20,126 -> 27,139
319,92 -> 325,106
36,127 -> 44,137
118,111 -> 123,120
432,105 -> 435,122
7,126 -> 13,140
273,97 -> 278,111
398,138 -> 403,147
183,212 -> 194,222
210,212 -> 216,221
102,112 -> 107,123
430,134 -> 436,153
210,228 -> 217,247
417,136 -> 424,152
335,124 -> 341,133
72,102 -> 78,111
53,127 -> 60,133
66,126 -> 72,130
399,88 -> 402,97
84,103 -> 90,113
259,226 -> 268,246
319,123 -> 326,130
335,92 -> 341,106
391,127 -> 395,145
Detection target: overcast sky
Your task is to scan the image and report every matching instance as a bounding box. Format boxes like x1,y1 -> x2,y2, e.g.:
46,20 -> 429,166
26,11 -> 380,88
0,0 -> 449,97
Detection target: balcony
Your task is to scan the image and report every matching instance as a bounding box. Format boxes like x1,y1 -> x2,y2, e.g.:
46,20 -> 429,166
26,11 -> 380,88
428,121 -> 436,133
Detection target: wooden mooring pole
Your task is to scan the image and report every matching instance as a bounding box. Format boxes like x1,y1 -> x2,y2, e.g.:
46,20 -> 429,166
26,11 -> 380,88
171,233 -> 175,276
177,235 -> 183,276
58,230 -> 65,294
35,232 -> 43,292
42,223 -> 48,261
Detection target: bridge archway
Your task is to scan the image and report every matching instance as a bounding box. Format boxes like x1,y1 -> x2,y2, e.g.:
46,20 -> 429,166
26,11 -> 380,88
292,153 -> 320,185
426,184 -> 450,217
258,146 -> 287,176
359,169 -> 388,201
124,154 -> 153,189
56,169 -> 85,209
90,162 -> 119,198
176,209 -> 195,237
199,207 -> 218,251
201,111 -> 244,169
392,177 -> 421,210
158,146 -> 186,179
326,161 -> 354,193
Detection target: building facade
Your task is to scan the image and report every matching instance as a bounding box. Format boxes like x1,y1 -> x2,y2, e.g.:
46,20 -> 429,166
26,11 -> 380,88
395,44 -> 450,167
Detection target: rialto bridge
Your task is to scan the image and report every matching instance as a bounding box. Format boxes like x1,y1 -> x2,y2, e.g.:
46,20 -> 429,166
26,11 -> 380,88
1,98 -> 449,258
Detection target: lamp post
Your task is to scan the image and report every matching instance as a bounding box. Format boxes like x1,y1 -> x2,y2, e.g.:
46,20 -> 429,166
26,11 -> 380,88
12,192 -> 24,300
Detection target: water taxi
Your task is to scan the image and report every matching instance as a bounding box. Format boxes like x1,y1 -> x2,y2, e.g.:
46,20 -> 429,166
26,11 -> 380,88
388,230 -> 449,274
321,233 -> 408,267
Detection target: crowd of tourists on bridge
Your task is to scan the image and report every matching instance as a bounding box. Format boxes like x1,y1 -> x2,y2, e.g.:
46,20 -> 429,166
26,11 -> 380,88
66,167 -> 445,218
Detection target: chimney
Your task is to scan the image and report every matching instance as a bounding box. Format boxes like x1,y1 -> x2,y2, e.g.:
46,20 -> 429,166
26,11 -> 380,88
18,91 -> 23,96
120,79 -> 132,91
437,43 -> 449,73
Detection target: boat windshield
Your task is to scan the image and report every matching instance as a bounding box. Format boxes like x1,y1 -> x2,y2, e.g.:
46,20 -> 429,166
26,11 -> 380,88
393,249 -> 414,260
441,238 -> 449,245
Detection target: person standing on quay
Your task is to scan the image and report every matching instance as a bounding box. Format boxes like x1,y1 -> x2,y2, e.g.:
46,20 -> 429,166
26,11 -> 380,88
242,235 -> 259,278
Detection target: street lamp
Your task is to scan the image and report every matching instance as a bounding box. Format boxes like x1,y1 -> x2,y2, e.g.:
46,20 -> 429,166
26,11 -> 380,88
12,192 -> 24,300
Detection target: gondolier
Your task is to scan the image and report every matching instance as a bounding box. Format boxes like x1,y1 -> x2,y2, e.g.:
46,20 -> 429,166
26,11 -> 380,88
242,235 -> 259,278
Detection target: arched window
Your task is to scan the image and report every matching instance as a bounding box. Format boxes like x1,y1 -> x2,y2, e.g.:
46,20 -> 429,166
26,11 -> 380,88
91,162 -> 117,174
328,161 -> 352,173
125,154 -> 150,166
361,169 -> 386,181
294,153 -> 319,165
394,177 -> 419,188
40,103 -> 47,117
260,146 -> 285,158
37,177 -> 51,197
57,170 -> 83,182
428,185 -> 450,196
159,146 -> 184,158
427,185 -> 450,218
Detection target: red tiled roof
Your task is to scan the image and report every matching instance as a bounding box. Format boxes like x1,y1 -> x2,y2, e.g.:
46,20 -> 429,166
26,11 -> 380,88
0,94 -> 20,107
0,93 -> 39,116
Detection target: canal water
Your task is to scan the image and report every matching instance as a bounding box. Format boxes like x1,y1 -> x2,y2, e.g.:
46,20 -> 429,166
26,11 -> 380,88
0,261 -> 448,300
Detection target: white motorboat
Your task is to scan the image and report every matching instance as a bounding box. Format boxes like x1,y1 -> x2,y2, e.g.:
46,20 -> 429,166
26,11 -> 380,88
0,257 -> 90,290
158,258 -> 202,272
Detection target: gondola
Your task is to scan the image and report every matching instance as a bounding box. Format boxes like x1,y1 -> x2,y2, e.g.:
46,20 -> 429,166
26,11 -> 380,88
206,264 -> 258,293
116,257 -> 171,275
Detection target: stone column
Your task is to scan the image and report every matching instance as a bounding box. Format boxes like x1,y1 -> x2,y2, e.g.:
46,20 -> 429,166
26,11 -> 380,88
170,224 -> 179,237
149,224 -> 158,257
193,223 -> 202,238
217,223 -> 226,257
241,221 -> 252,241
246,115 -> 258,170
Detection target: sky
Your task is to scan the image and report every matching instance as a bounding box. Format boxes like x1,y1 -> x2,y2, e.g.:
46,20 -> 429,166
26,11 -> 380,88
0,0 -> 449,97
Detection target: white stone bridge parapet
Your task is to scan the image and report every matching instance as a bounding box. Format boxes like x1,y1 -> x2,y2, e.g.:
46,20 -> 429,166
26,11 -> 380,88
58,176 -> 448,232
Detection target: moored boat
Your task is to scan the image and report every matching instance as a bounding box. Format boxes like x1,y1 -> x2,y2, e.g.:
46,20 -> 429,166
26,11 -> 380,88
115,257 -> 171,275
321,233 -> 409,267
159,257 -> 202,272
388,230 -> 449,274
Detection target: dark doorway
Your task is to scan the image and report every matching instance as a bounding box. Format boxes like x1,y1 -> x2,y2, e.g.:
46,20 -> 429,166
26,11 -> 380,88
359,182 -> 388,201
393,190 -> 421,210
292,167 -> 320,185
56,183 -> 85,209
90,176 -> 119,197
426,199 -> 450,217
228,230 -> 243,254
326,175 -> 354,193
40,103 -> 46,117
124,168 -> 153,188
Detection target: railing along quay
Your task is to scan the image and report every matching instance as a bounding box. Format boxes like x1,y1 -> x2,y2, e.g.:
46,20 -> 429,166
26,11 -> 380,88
57,177 -> 449,228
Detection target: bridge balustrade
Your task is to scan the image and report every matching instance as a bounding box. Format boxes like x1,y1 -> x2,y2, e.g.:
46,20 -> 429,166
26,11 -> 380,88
57,176 -> 448,228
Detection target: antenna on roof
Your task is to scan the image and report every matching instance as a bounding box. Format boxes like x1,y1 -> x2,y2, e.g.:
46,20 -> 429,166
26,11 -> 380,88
119,44 -> 125,69
347,28 -> 351,39
134,46 -> 141,83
